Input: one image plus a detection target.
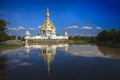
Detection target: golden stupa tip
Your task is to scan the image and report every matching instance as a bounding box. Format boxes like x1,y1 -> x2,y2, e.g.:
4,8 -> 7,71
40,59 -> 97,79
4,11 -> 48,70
46,8 -> 50,17
26,27 -> 29,31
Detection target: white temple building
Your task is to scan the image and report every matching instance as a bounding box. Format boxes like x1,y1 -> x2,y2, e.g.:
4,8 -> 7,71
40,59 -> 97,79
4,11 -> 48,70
25,9 -> 68,40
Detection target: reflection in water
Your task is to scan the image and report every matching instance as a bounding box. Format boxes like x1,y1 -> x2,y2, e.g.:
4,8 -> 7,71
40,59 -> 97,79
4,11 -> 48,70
0,43 -> 120,80
25,42 -> 68,74
67,45 -> 105,57
66,45 -> 120,59
0,55 -> 7,80
98,46 -> 120,59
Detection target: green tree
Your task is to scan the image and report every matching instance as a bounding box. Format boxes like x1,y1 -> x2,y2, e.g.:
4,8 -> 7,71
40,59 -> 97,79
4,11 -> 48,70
0,19 -> 6,32
11,35 -> 16,40
0,19 -> 12,42
97,29 -> 120,44
18,36 -> 21,40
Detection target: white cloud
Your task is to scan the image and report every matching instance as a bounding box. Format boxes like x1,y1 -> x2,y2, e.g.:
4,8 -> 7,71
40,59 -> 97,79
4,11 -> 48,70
96,27 -> 102,30
8,26 -> 36,31
67,26 -> 72,28
18,26 -> 25,30
66,26 -> 78,29
66,25 -> 103,36
8,26 -> 24,31
8,27 -> 17,30
38,25 -> 42,28
72,26 -> 78,28
29,27 -> 36,30
82,26 -> 93,29
66,26 -> 93,30
66,25 -> 102,30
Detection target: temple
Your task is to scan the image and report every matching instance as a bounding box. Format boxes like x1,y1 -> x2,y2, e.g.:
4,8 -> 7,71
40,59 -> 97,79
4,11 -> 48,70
25,8 -> 68,41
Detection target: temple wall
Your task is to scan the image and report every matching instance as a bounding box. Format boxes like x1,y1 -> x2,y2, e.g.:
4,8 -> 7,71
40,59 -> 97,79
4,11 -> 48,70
27,39 -> 68,44
25,35 -> 68,40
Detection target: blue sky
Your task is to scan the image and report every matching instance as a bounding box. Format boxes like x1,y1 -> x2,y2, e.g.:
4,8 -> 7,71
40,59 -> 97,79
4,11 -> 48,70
0,0 -> 120,36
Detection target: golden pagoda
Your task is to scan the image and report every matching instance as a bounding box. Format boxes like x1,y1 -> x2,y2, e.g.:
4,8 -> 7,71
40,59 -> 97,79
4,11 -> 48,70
40,8 -> 56,37
24,8 -> 68,40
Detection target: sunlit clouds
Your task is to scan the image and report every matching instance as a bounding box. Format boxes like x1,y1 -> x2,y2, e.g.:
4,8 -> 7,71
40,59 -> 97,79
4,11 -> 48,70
7,25 -> 103,36
96,27 -> 102,30
66,25 -> 102,30
8,26 -> 36,31
66,25 -> 103,36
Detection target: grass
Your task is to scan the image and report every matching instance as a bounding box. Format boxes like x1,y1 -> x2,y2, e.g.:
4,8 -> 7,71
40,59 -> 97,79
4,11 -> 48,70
68,39 -> 89,44
0,43 -> 22,52
68,39 -> 120,48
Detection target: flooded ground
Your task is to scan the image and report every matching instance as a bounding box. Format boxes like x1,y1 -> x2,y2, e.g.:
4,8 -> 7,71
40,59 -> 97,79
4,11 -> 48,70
0,43 -> 120,80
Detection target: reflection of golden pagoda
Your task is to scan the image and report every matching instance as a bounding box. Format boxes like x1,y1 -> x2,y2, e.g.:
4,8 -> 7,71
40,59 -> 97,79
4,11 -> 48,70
24,43 -> 69,74
41,46 -> 56,74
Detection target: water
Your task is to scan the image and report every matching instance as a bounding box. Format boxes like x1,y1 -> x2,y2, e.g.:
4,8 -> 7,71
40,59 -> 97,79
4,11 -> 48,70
0,43 -> 120,80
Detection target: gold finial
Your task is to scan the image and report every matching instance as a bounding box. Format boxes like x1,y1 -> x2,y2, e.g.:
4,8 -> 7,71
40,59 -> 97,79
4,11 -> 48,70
46,8 -> 50,17
26,27 -> 28,31
41,8 -> 56,31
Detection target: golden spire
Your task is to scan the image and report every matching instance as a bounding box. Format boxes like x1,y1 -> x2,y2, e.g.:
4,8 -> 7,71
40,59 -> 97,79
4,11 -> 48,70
26,27 -> 29,31
46,8 -> 50,18
40,8 -> 56,31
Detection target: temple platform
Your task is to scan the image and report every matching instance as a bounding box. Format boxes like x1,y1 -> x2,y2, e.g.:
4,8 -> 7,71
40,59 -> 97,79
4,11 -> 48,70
27,39 -> 68,44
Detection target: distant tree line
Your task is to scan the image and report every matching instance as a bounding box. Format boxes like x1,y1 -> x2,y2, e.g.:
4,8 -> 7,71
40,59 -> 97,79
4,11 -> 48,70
97,29 -> 120,44
68,35 -> 96,44
69,36 -> 89,41
69,36 -> 96,42
0,19 -> 9,42
69,29 -> 120,45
